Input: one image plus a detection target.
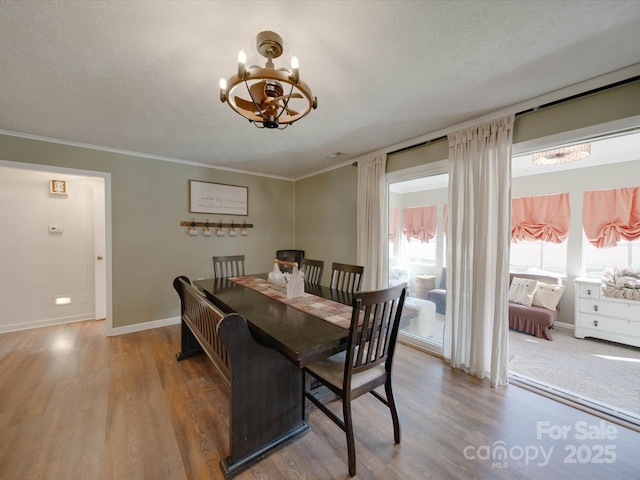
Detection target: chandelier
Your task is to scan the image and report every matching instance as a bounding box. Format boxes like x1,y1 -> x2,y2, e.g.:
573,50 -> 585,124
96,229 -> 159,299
219,31 -> 317,129
532,143 -> 591,165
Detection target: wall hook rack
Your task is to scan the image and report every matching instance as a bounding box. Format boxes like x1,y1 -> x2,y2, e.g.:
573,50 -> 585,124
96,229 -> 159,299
181,220 -> 253,236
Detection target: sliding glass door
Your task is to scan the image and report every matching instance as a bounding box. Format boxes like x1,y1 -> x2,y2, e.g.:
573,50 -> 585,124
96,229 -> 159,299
387,166 -> 448,355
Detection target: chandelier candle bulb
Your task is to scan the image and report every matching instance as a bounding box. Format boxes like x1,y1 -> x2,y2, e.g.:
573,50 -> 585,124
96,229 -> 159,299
219,78 -> 227,102
291,56 -> 299,83
237,50 -> 246,78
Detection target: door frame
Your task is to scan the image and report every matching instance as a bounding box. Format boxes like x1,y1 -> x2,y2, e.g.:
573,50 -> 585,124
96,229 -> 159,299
387,161 -> 448,355
0,159 -> 112,334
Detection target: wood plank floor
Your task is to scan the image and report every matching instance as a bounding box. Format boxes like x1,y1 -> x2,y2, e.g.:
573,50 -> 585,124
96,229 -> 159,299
1,320 -> 639,479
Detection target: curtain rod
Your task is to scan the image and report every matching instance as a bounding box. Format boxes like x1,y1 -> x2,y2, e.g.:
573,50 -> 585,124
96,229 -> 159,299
386,75 -> 640,158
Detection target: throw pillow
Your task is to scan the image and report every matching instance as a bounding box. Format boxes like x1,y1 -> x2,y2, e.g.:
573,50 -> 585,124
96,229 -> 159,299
508,277 -> 539,307
532,282 -> 565,310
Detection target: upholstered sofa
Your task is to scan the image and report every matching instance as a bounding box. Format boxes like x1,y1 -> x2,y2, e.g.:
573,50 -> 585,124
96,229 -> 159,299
426,268 -> 446,314
420,268 -> 564,340
508,272 -> 564,341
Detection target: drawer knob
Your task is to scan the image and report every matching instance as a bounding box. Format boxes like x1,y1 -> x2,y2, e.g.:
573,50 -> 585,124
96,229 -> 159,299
587,289 -> 592,295
593,304 -> 599,312
593,320 -> 599,327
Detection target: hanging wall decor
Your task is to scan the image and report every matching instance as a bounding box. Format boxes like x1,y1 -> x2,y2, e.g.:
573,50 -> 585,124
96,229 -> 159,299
189,180 -> 248,215
180,220 -> 253,236
50,179 -> 68,194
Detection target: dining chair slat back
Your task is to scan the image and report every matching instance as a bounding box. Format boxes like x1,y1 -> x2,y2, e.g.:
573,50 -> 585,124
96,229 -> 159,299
276,249 -> 305,273
212,255 -> 245,279
300,258 -> 324,285
330,262 -> 364,293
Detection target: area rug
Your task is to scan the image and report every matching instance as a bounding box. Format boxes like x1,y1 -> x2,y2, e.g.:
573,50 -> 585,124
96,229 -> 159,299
509,326 -> 640,417
396,310 -> 639,419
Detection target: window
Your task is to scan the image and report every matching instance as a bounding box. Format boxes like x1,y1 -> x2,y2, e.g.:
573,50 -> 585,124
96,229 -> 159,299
583,236 -> 640,277
509,239 -> 568,275
510,193 -> 570,275
400,234 -> 437,264
582,186 -> 640,277
389,205 -> 440,265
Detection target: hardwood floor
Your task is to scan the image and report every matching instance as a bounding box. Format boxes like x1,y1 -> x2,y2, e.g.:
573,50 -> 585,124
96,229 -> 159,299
1,320 -> 639,479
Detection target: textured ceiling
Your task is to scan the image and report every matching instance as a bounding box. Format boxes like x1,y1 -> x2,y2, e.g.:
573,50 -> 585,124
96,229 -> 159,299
1,1 -> 640,179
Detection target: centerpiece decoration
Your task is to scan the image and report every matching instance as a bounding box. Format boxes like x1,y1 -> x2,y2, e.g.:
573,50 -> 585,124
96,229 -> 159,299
602,267 -> 640,301
268,259 -> 304,298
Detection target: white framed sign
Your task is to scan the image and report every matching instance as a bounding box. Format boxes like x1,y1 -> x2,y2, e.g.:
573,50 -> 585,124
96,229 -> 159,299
189,180 -> 248,216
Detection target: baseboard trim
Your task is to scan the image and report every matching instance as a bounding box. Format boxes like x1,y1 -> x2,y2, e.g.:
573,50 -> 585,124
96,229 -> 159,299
0,314 -> 95,334
1,315 -> 182,337
107,316 -> 180,336
554,321 -> 573,330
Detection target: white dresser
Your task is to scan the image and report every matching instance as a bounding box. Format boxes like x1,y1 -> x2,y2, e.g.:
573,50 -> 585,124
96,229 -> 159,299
574,277 -> 640,348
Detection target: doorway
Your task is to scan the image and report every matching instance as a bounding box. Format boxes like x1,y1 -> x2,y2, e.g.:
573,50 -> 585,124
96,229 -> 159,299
385,129 -> 640,425
0,161 -> 111,333
387,164 -> 448,355
508,130 -> 640,424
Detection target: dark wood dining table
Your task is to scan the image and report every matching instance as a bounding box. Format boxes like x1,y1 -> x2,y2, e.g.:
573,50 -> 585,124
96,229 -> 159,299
192,275 -> 354,478
194,275 -> 353,368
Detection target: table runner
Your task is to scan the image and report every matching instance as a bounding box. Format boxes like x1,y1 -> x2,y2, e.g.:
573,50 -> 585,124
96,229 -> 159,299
229,276 -> 355,329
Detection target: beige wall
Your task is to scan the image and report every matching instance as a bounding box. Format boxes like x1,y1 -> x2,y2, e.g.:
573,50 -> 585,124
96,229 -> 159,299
513,80 -> 640,144
0,134 -> 294,329
383,80 -> 640,173
294,164 -> 357,286
386,138 -> 449,174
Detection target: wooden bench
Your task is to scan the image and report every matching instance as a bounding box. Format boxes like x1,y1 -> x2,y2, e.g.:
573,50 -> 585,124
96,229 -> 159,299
174,275 -> 231,381
173,276 -> 307,479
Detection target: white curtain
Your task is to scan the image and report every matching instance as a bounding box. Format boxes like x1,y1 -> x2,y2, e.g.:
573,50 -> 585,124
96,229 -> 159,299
357,154 -> 387,290
444,115 -> 514,387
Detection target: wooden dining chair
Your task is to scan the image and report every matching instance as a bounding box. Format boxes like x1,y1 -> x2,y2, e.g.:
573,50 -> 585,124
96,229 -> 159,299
303,282 -> 408,477
276,249 -> 305,272
330,262 -> 364,293
300,258 -> 324,285
212,255 -> 245,279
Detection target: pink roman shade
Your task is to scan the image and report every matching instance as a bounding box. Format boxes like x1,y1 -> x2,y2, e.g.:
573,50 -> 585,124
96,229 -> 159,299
402,205 -> 437,243
583,187 -> 640,248
511,193 -> 570,243
443,203 -> 448,235
389,207 -> 399,242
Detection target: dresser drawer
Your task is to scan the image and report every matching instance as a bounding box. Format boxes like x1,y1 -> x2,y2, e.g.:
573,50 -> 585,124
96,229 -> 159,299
577,282 -> 601,299
577,313 -> 640,336
578,298 -> 639,321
